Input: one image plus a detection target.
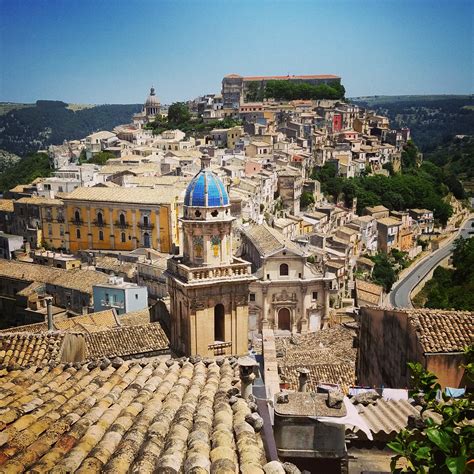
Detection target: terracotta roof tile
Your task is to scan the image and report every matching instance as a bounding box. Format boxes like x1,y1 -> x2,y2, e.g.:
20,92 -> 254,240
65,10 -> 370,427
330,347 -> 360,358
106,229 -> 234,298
0,358 -> 266,471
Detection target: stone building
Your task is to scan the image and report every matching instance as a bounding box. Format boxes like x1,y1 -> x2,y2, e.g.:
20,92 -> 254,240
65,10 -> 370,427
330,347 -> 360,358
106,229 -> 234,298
166,156 -> 255,357
277,167 -> 303,215
240,224 -> 336,336
358,307 -> 473,389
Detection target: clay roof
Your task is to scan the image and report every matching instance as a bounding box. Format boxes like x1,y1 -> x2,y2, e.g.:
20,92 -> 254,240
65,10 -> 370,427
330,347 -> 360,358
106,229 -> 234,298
276,327 -> 357,393
407,309 -> 474,353
0,199 -> 14,212
0,260 -> 109,294
0,332 -> 66,367
0,357 -> 267,472
355,279 -> 384,305
280,363 -> 355,394
84,323 -> 169,359
63,186 -> 181,205
243,223 -> 305,257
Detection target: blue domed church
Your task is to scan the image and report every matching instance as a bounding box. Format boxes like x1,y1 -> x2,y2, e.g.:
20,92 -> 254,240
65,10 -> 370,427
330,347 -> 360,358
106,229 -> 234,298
166,156 -> 255,356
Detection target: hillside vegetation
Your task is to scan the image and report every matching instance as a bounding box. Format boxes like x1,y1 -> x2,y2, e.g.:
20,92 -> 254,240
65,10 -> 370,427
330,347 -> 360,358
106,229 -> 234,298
352,95 -> 474,151
0,100 -> 141,156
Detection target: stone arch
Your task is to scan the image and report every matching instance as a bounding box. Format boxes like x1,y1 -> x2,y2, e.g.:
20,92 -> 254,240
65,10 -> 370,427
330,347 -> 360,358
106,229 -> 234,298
278,307 -> 291,331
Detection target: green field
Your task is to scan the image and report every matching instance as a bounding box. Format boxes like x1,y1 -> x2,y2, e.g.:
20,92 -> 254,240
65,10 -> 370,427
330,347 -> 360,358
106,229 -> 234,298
0,102 -> 33,115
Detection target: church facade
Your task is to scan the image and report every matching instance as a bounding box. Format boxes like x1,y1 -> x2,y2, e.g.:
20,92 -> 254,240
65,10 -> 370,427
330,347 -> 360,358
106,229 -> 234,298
166,156 -> 255,357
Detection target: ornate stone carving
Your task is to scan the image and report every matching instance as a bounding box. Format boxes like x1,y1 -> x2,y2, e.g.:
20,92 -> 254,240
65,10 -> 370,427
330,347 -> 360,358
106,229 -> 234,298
190,298 -> 205,311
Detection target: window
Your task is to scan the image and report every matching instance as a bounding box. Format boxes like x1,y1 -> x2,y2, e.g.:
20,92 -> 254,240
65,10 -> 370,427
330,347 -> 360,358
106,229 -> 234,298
119,213 -> 126,226
99,230 -> 104,241
76,228 -> 81,239
143,215 -> 149,226
214,304 -> 225,342
97,212 -> 103,226
48,224 -> 52,236
249,293 -> 256,302
59,225 -> 64,236
135,294 -> 139,299
74,210 -> 80,222
280,263 -> 289,276
312,291 -> 318,301
121,232 -> 126,243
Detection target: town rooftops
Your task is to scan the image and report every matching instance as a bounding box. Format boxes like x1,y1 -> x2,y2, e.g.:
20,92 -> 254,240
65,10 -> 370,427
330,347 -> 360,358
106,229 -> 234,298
243,223 -> 305,257
16,196 -> 64,206
0,260 -> 109,294
407,309 -> 473,354
355,279 -> 384,306
63,186 -> 182,205
365,205 -> 389,214
0,356 -> 267,472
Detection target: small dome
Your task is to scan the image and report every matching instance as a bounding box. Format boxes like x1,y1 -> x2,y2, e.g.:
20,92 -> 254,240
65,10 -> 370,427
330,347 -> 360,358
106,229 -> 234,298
145,86 -> 160,106
184,170 -> 229,207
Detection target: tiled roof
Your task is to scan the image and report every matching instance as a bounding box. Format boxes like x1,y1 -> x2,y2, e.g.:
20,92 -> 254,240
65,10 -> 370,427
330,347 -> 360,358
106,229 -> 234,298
0,357 -> 267,472
84,323 -> 169,359
407,309 -> 474,353
63,186 -> 182,205
184,170 -> 230,207
355,279 -> 383,305
0,332 -> 66,367
16,196 -> 63,206
280,363 -> 355,394
0,260 -> 109,294
0,199 -> 14,212
276,327 -> 357,393
243,224 -> 305,257
119,308 -> 151,326
0,309 -> 119,334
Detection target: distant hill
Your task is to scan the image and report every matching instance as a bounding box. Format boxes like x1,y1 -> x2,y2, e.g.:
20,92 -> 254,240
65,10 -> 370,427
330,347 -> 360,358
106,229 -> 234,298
351,95 -> 474,151
0,100 -> 142,156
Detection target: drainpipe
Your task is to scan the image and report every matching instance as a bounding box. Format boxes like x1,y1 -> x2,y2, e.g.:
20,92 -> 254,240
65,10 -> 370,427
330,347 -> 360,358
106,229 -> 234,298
238,356 -> 259,399
45,296 -> 55,331
297,367 -> 310,392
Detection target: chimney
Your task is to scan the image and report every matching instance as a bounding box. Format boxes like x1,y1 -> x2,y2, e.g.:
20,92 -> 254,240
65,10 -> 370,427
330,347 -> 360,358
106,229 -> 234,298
45,296 -> 55,331
238,356 -> 259,400
297,367 -> 310,392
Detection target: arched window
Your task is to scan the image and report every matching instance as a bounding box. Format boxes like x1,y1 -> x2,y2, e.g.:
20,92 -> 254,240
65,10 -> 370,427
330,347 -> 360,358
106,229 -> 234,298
121,232 -> 126,243
97,212 -> 103,226
99,230 -> 104,241
214,304 -> 225,342
119,213 -> 126,226
74,210 -> 80,222
278,308 -> 291,331
76,228 -> 81,239
280,263 -> 289,276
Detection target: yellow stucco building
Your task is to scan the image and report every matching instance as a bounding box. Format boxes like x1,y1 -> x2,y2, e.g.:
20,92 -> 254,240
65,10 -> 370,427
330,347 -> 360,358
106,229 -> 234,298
62,187 -> 181,253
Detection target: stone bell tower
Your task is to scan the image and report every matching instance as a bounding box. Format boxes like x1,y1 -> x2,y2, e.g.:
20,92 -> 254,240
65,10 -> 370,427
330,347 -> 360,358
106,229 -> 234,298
166,156 -> 255,357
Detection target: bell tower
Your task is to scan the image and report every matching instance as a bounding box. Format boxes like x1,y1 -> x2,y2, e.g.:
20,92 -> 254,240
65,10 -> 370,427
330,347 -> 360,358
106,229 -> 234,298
166,156 -> 255,356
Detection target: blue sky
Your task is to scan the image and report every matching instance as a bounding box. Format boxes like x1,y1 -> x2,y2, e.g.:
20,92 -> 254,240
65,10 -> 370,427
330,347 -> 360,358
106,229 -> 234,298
0,0 -> 472,104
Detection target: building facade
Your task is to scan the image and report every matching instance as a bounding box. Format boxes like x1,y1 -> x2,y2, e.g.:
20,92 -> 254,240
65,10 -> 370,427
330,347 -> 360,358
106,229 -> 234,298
166,156 -> 255,357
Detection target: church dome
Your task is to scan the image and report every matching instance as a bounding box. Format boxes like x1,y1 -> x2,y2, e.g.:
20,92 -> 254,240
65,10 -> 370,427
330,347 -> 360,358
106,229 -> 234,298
184,158 -> 229,207
145,86 -> 160,106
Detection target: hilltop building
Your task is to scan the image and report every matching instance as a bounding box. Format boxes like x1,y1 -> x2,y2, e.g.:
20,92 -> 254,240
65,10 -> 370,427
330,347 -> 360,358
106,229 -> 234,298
133,86 -> 162,128
222,73 -> 342,108
166,155 -> 255,357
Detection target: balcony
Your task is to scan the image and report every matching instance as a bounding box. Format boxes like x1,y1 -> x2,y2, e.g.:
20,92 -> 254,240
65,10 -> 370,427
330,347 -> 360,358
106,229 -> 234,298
138,222 -> 155,230
208,341 -> 232,356
100,299 -> 124,309
167,257 -> 254,284
70,219 -> 83,226
115,220 -> 130,229
92,219 -> 107,227
57,216 -> 65,223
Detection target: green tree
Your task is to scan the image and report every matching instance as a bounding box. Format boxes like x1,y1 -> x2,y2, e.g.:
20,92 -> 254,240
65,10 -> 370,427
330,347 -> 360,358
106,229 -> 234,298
401,140 -> 419,169
371,252 -> 397,292
89,151 -> 115,165
388,349 -> 474,473
167,102 -> 191,125
300,191 -> 315,209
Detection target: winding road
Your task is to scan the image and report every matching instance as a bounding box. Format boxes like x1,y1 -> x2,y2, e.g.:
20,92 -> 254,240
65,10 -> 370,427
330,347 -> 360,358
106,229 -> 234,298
389,217 -> 474,308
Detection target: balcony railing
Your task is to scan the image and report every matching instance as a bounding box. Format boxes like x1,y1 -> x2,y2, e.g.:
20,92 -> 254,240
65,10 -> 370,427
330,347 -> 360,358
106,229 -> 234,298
70,219 -> 83,226
57,216 -> 65,223
167,257 -> 253,283
92,219 -> 107,227
115,221 -> 130,229
208,341 -> 232,356
138,222 -> 155,230
100,299 -> 124,309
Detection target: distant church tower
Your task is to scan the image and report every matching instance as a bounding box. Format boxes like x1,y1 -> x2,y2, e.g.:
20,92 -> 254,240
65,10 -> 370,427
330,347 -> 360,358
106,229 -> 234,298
166,156 -> 255,356
144,86 -> 160,117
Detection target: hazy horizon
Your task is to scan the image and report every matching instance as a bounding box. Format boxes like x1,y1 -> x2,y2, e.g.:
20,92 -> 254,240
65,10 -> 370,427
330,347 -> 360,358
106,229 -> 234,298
1,0 -> 473,104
